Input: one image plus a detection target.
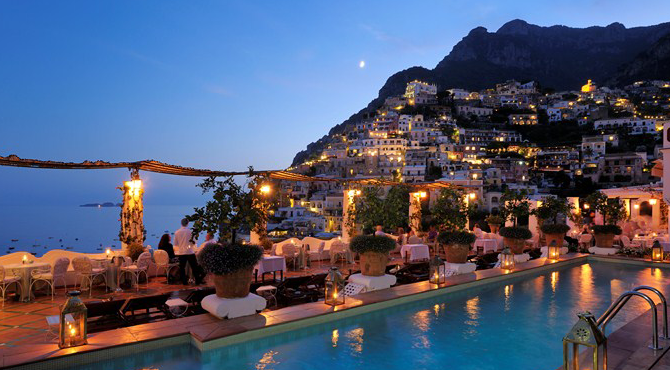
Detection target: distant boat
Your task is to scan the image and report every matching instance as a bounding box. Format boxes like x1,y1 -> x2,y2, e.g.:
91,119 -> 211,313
66,247 -> 73,250
8,247 -> 15,250
11,239 -> 18,242
59,239 -> 62,242
48,237 -> 53,239
96,247 -> 102,251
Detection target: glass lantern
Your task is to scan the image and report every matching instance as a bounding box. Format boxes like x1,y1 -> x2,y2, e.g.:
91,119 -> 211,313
500,247 -> 515,271
429,256 -> 445,284
59,291 -> 87,348
548,240 -> 560,261
324,267 -> 345,306
563,311 -> 607,370
651,240 -> 664,262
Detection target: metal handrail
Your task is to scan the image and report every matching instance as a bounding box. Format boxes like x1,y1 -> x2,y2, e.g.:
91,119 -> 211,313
632,286 -> 668,339
597,290 -> 663,350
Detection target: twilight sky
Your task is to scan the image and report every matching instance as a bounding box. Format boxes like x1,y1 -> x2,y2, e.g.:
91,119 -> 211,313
2,0 -> 669,206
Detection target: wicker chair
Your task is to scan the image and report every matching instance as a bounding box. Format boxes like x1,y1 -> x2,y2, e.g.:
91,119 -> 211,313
30,257 -> 70,301
153,250 -> 178,283
0,266 -> 22,307
119,252 -> 151,291
72,257 -> 108,298
280,244 -> 299,270
329,241 -> 349,265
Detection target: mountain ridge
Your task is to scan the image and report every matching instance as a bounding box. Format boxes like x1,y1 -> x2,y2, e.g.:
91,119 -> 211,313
291,19 -> 670,166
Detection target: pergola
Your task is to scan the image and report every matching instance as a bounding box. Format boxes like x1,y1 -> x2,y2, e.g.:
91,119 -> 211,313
1,154 -> 470,244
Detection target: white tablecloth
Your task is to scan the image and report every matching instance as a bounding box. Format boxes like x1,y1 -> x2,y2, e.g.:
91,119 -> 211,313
474,239 -> 498,254
4,262 -> 50,302
632,237 -> 654,248
400,244 -> 430,262
255,256 -> 286,275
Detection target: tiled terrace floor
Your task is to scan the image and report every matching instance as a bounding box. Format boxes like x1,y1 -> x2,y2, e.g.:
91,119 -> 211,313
0,255 -> 407,350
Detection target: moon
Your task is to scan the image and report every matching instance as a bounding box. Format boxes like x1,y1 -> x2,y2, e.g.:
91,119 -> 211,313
359,60 -> 365,68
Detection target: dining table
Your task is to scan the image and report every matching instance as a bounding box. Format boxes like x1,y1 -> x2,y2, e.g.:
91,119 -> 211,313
4,262 -> 50,302
400,244 -> 430,262
473,238 -> 499,254
254,255 -> 287,282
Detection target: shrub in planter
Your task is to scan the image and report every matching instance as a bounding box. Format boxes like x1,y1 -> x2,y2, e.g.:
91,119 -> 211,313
437,231 -> 476,264
540,223 -> 571,248
591,225 -> 622,248
499,227 -> 533,254
485,215 -> 505,233
350,235 -> 396,277
197,243 -> 263,298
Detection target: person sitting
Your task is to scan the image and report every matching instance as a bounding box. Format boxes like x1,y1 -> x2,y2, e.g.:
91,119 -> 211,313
396,227 -> 406,245
374,225 -> 386,237
473,223 -> 484,238
158,234 -> 176,260
427,225 -> 438,243
174,218 -> 204,285
199,232 -> 217,251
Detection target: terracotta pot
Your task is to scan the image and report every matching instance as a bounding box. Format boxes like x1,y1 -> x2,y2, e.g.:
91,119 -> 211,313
359,252 -> 388,277
503,237 -> 526,254
445,243 -> 471,264
544,233 -> 565,249
212,267 -> 253,298
489,224 -> 500,234
594,233 -> 615,248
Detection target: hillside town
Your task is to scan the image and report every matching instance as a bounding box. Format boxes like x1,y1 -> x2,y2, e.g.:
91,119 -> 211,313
275,79 -> 670,235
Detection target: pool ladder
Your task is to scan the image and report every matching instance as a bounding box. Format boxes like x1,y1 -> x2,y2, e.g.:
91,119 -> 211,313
597,286 -> 668,350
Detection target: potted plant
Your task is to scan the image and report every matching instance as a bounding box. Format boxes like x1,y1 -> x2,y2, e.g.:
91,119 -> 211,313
350,235 -> 396,276
532,196 -> 573,248
586,192 -> 627,248
485,214 -> 504,234
499,189 -> 532,254
437,230 -> 476,263
198,243 -> 263,298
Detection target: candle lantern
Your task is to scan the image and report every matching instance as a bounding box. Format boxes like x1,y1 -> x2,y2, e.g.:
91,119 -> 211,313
563,311 -> 607,370
500,247 -> 515,271
324,267 -> 345,306
548,240 -> 560,261
59,291 -> 87,348
651,241 -> 664,262
429,256 -> 446,284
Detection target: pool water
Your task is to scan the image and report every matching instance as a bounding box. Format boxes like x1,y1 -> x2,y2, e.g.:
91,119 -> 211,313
75,261 -> 670,370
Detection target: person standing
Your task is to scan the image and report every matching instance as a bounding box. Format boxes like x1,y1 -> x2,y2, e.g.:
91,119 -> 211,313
197,232 -> 217,254
174,218 -> 204,285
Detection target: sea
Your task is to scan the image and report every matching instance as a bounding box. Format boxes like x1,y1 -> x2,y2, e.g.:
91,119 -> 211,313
0,205 -> 197,256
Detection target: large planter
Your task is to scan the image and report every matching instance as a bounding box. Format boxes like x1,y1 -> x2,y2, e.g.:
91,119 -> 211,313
489,224 -> 500,234
593,233 -> 615,248
213,267 -> 254,298
503,237 -> 526,254
359,252 -> 388,277
445,243 -> 471,264
544,233 -> 565,248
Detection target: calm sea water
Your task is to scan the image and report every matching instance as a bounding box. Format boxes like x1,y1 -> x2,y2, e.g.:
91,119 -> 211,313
0,205 -> 196,255
69,261 -> 670,370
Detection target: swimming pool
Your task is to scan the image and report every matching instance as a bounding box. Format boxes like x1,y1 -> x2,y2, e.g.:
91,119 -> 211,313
72,260 -> 669,370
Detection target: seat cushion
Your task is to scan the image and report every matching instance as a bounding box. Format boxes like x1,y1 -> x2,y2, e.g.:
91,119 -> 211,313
2,277 -> 20,284
33,273 -> 53,280
92,268 -> 106,274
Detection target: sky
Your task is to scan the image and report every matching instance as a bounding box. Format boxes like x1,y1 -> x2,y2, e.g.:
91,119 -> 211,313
2,0 -> 670,206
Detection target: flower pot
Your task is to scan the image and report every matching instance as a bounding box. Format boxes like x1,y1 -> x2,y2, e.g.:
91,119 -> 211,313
445,243 -> 471,264
503,237 -> 526,254
489,224 -> 500,234
212,267 -> 254,298
359,252 -> 388,277
593,233 -> 615,248
544,233 -> 565,249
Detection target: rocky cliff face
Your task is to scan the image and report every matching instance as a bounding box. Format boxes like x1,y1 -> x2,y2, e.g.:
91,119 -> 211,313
291,19 -> 670,166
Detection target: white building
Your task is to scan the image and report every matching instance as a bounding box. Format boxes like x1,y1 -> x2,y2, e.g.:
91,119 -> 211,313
594,118 -> 656,135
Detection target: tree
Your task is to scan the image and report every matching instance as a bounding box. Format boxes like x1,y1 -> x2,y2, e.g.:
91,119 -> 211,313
187,171 -> 268,244
383,185 -> 411,231
352,186 -> 385,234
531,196 -> 573,225
585,192 -> 627,225
430,188 -> 469,232
500,189 -> 531,227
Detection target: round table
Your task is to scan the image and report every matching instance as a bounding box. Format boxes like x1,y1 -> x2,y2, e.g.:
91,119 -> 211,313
4,262 -> 50,302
